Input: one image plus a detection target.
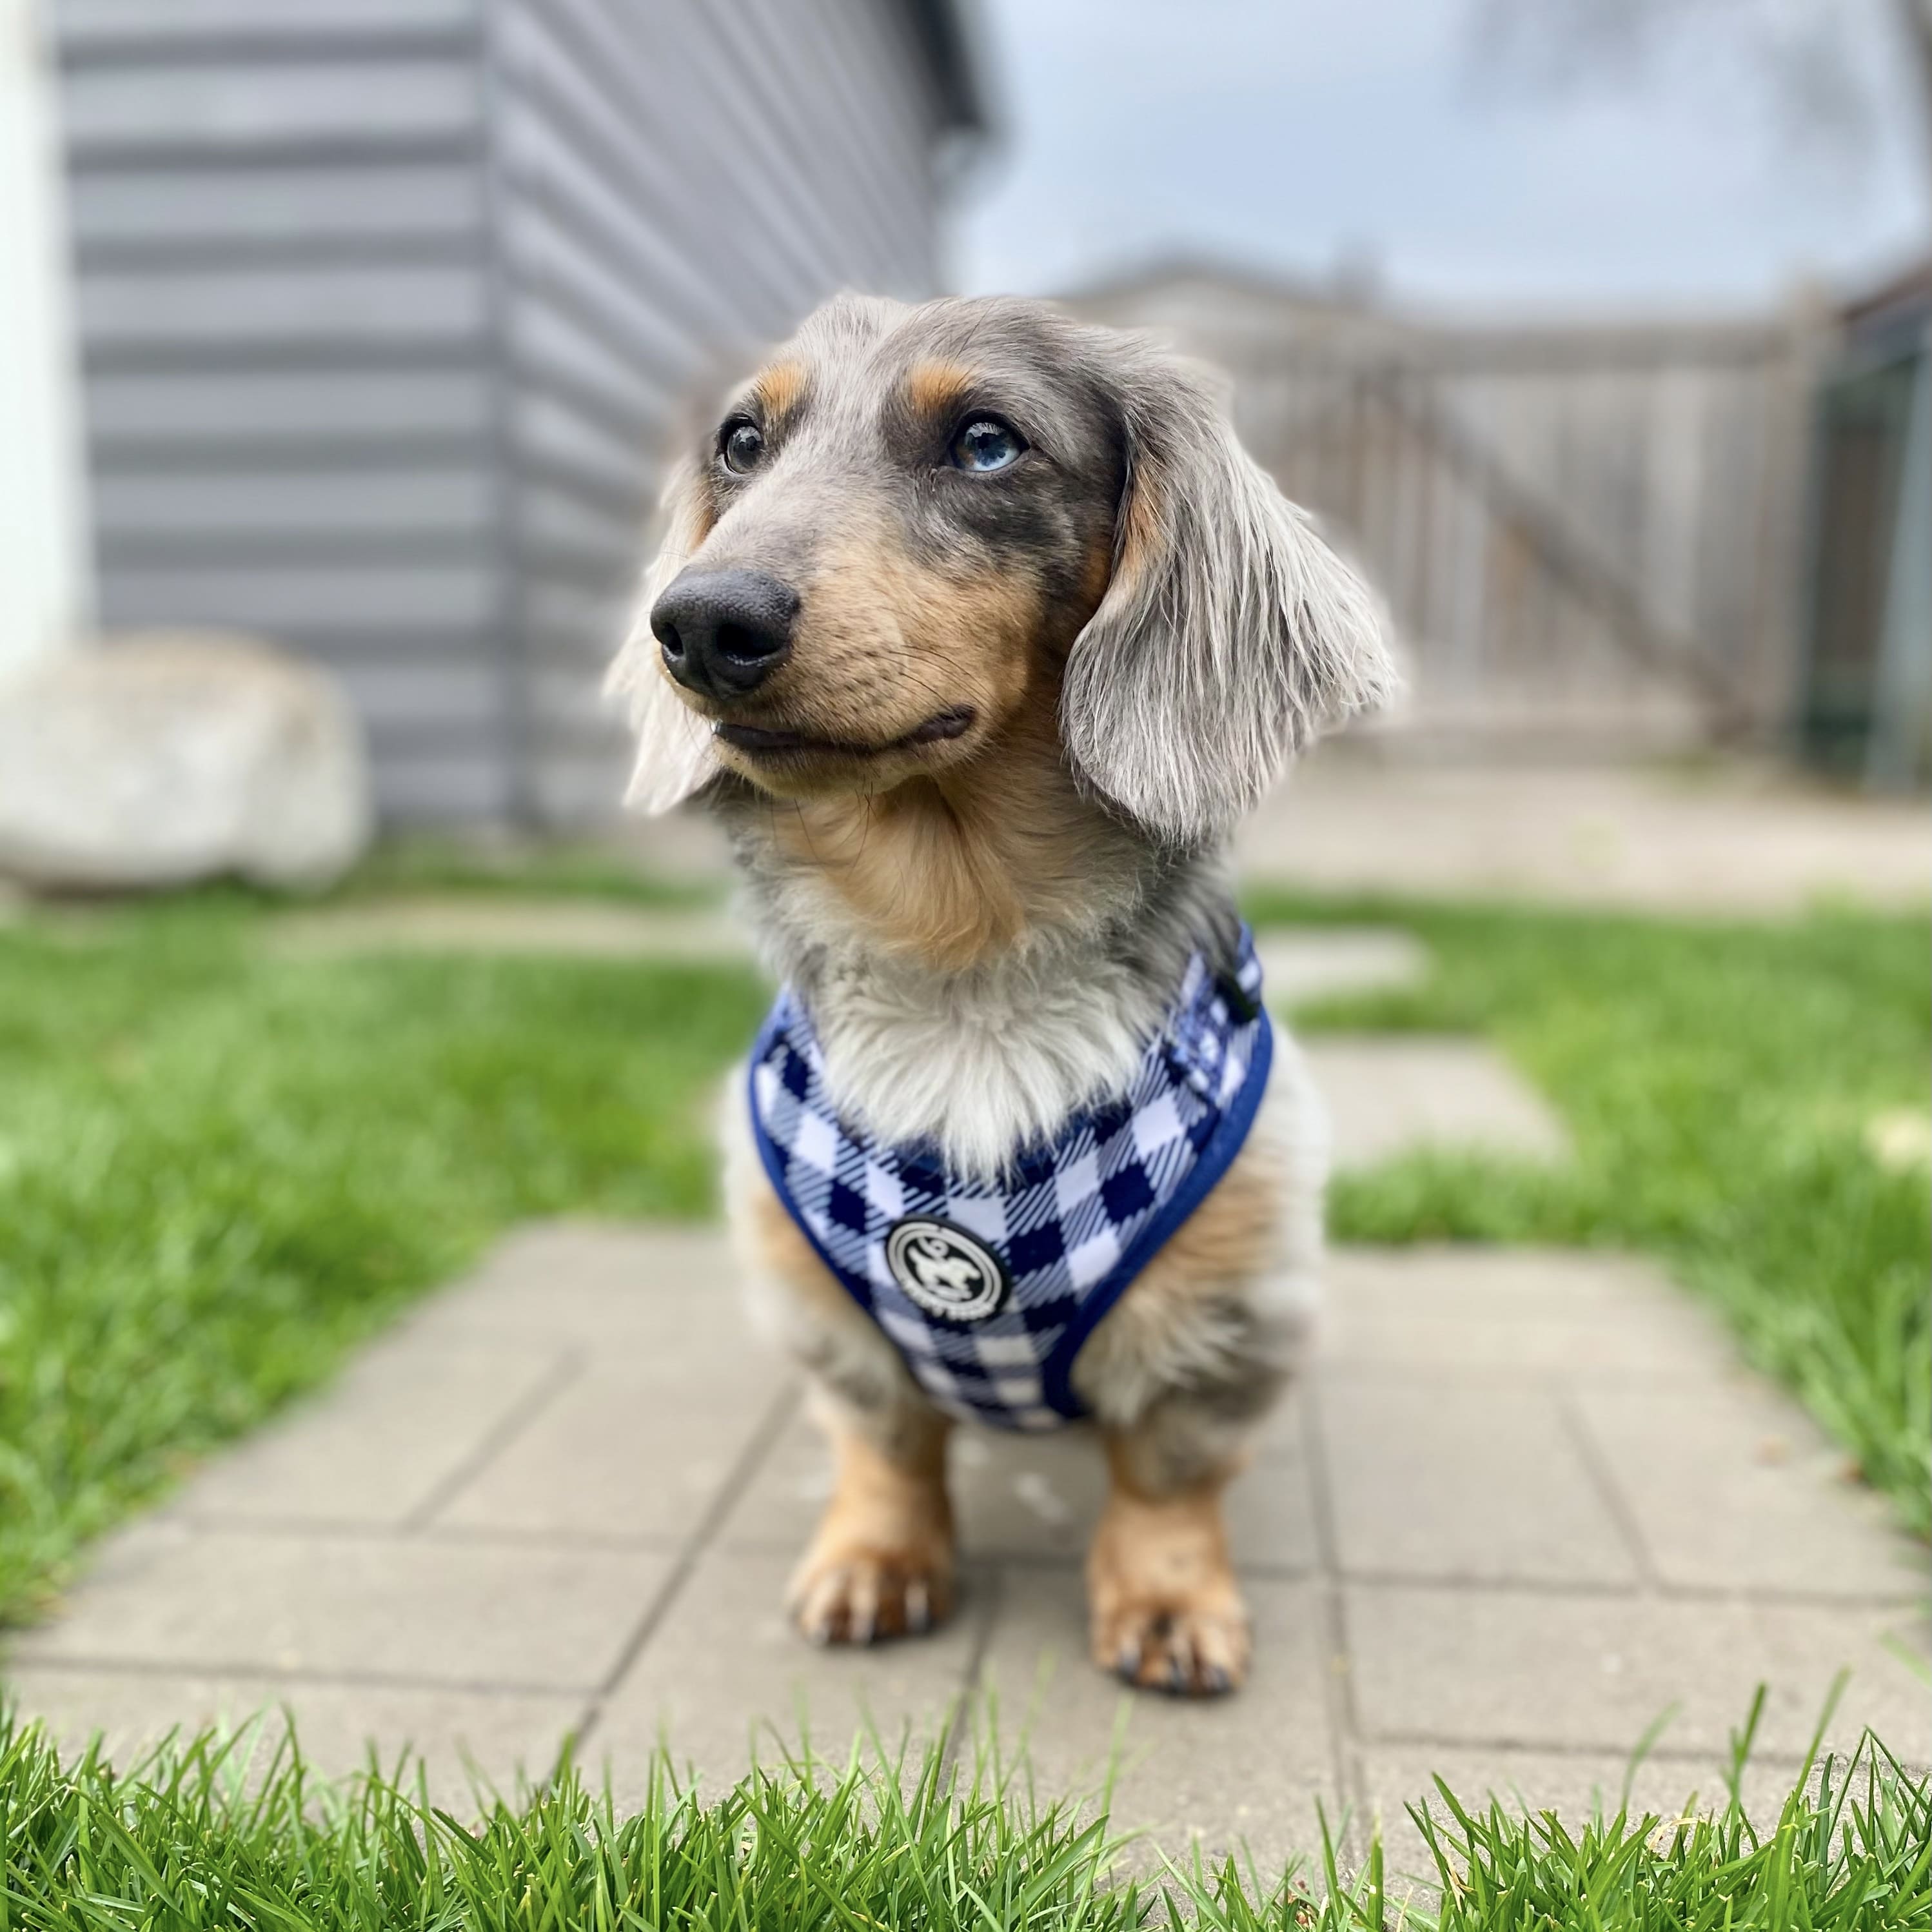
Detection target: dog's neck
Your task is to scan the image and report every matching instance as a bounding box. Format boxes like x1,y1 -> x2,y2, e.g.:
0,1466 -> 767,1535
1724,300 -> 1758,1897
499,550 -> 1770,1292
715,711 -> 1235,1178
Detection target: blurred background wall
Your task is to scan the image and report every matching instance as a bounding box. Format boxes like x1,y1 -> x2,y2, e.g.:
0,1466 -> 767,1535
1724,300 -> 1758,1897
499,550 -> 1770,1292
35,0 -> 980,823
6,0 -> 1929,823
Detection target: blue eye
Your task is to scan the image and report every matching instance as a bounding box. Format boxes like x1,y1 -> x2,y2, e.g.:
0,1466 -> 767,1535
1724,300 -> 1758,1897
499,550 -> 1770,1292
951,418 -> 1025,472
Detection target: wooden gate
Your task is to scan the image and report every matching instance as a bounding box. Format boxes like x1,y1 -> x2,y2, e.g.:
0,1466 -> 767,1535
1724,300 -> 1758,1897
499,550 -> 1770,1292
1074,272 -> 1816,744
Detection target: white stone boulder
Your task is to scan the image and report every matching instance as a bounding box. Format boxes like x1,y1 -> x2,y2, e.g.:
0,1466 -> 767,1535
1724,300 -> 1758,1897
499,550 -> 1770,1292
0,632 -> 373,890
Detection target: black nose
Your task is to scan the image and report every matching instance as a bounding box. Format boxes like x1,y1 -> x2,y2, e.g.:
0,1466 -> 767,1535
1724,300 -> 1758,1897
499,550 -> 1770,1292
651,567 -> 798,700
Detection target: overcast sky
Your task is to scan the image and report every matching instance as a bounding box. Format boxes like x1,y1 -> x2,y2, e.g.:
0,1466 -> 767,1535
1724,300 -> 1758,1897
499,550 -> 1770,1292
948,0 -> 1931,313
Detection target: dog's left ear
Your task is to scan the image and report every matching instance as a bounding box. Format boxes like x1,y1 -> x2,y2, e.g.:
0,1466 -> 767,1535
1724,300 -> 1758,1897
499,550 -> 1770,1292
604,457 -> 717,814
1061,350 -> 1395,845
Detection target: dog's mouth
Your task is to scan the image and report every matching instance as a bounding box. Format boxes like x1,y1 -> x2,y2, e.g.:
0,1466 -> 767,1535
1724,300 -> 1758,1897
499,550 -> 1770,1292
713,707 -> 976,760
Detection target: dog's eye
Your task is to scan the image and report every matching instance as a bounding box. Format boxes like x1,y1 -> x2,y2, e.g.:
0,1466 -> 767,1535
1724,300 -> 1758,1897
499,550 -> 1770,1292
720,420 -> 765,475
951,417 -> 1025,473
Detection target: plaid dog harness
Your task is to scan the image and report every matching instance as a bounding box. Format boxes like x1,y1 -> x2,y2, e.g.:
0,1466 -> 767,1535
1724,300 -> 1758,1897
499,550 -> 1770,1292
747,929 -> 1272,1430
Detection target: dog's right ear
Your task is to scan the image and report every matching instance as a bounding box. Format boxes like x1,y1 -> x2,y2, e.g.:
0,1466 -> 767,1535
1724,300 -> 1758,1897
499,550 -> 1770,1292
604,457 -> 717,814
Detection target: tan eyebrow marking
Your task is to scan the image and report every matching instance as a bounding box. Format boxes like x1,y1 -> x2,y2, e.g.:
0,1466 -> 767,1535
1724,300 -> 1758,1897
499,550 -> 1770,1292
751,359 -> 809,421
905,357 -> 978,419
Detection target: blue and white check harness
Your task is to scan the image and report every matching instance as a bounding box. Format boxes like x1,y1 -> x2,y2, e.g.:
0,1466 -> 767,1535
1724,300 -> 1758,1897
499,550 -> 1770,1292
748,928 -> 1272,1431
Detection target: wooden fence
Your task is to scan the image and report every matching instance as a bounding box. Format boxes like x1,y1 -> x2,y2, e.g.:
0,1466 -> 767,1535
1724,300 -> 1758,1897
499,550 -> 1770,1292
1072,271 -> 1819,744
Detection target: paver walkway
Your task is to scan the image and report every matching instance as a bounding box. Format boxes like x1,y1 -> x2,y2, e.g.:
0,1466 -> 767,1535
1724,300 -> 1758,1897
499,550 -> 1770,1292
6,1218 -> 1925,1881
1235,749 -> 1932,913
2,920 -> 1925,1882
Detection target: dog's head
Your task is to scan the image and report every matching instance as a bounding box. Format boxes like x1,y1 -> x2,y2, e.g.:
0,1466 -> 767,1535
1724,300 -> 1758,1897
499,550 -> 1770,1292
609,294 -> 1393,846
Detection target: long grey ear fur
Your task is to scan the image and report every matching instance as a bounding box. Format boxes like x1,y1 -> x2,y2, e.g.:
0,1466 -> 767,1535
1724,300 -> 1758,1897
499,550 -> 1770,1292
603,458 -> 716,814
1061,348 -> 1397,846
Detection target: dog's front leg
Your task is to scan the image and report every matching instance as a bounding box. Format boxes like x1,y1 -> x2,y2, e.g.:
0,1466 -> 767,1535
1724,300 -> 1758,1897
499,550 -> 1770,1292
789,1390 -> 955,1644
1087,1408 -> 1250,1695
725,1084 -> 959,1644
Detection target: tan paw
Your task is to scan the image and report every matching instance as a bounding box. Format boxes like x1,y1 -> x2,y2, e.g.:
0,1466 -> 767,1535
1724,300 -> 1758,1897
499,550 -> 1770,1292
1091,1590 -> 1250,1696
787,1546 -> 953,1646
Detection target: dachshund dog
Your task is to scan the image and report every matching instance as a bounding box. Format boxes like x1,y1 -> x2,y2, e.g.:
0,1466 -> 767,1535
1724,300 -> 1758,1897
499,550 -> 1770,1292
610,295 -> 1392,1695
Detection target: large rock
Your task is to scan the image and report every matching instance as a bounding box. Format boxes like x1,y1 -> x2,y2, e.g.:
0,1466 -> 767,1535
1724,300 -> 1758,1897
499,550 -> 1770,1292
0,633 -> 372,890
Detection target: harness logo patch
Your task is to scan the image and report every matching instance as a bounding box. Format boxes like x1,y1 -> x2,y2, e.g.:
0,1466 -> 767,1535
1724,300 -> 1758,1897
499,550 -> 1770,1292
885,1217 -> 1009,1323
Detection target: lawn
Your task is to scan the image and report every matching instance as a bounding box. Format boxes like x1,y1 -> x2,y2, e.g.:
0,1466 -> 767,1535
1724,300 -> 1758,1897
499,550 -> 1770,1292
0,891 -> 766,1624
1247,891 -> 1932,1539
0,870 -> 1924,1633
1,1699 -> 1926,1929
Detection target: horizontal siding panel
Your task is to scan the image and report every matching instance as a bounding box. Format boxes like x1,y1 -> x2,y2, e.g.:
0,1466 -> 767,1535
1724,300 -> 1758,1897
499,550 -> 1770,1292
528,740 -> 630,824
59,0 -> 476,45
499,0 -> 814,330
86,368 -> 491,444
502,192 -> 698,400
99,562 -> 497,631
93,467 -> 494,539
511,392 -> 651,502
529,664 -> 627,733
335,661 -> 504,734
70,163 -> 482,246
520,482 -> 640,566
496,90 -> 749,350
372,752 -> 512,823
506,302 -> 667,443
525,579 -> 627,655
78,264 -> 488,348
62,61 -> 480,153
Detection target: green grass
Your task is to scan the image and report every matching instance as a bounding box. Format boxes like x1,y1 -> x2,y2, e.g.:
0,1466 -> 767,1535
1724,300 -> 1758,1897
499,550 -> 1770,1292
0,894 -> 765,1624
327,836 -> 720,907
1247,892 -> 1932,1540
0,1699 -> 1925,1929
0,876 -> 1924,1628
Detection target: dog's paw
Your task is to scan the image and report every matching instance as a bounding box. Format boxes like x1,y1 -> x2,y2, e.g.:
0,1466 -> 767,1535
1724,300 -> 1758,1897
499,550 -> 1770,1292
1086,1492 -> 1250,1695
787,1546 -> 953,1646
1090,1590 -> 1250,1696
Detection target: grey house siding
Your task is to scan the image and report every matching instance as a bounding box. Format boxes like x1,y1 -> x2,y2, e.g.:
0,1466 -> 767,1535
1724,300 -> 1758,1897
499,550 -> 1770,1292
52,0 -> 968,822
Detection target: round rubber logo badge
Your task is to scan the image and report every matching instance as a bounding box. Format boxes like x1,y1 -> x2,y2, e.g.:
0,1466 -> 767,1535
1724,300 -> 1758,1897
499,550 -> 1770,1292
885,1217 -> 1009,1323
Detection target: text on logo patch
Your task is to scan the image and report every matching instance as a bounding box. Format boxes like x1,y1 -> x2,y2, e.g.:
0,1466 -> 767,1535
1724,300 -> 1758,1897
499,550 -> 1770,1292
884,1216 -> 1009,1322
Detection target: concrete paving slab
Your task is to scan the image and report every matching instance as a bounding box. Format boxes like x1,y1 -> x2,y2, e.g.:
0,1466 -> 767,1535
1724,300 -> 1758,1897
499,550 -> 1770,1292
6,1220 -> 1926,1878
1344,1582 -> 1932,1762
1321,1247 -> 1736,1380
1570,1381 -> 1926,1601
1315,1372 -> 1638,1586
1,1663 -> 582,1811
1256,928 -> 1430,1009
170,1334 -> 575,1530
10,1520 -> 670,1693
591,1548 -> 980,1801
400,1221 -> 751,1355
973,1568 -> 1343,1876
264,898 -> 754,963
430,1366 -> 789,1545
1235,752 -> 1932,913
1302,1036 -> 1568,1169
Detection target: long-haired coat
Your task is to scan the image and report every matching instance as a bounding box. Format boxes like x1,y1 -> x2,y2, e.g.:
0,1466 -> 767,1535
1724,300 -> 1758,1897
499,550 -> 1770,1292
610,294 -> 1393,1695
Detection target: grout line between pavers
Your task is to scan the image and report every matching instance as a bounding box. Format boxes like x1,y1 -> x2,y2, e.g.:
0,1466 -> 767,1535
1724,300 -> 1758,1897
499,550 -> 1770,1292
568,1377 -> 803,1755
1554,1384 -> 1662,1595
159,1514 -> 691,1553
3,1653 -> 595,1700
934,1563 -> 1005,1782
1355,1726 -> 1843,1770
1297,1381 -> 1361,1849
1332,1569 -> 1927,1609
401,1349 -> 587,1533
